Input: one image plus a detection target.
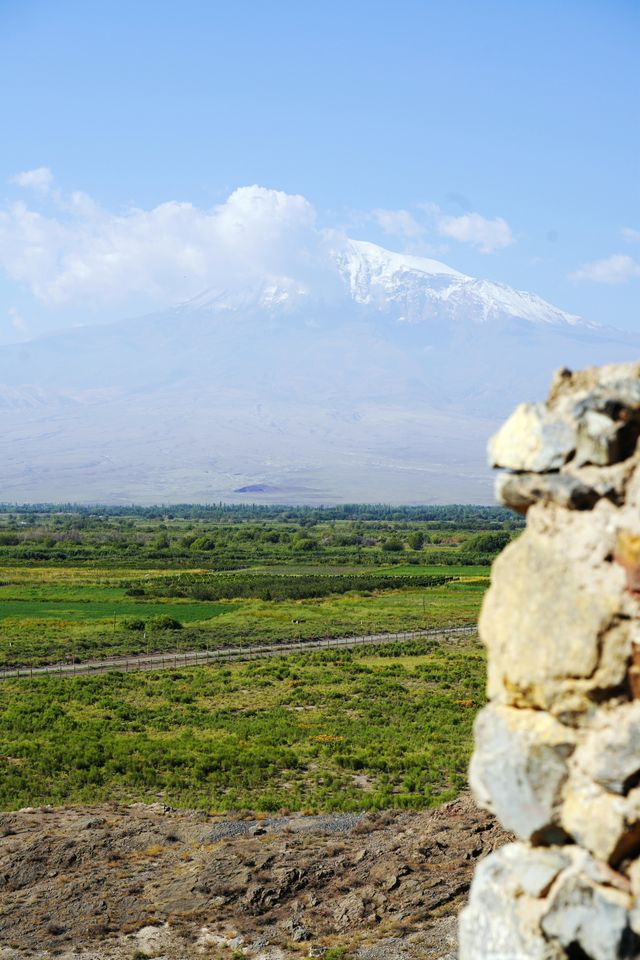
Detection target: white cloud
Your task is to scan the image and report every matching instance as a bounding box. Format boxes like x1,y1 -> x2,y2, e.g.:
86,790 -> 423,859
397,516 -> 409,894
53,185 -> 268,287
0,174 -> 516,323
7,307 -> 29,338
10,166 -> 54,194
570,254 -> 640,285
371,208 -> 424,240
437,212 -> 514,254
361,206 -> 449,257
0,178 -> 342,309
622,227 -> 640,243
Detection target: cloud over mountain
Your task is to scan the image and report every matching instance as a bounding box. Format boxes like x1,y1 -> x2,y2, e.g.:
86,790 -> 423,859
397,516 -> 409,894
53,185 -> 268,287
0,174 -> 521,340
436,211 -> 514,254
0,176 -> 339,312
369,203 -> 515,255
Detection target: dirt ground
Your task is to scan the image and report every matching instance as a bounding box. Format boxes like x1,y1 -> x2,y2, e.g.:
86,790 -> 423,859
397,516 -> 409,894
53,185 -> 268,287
0,795 -> 507,960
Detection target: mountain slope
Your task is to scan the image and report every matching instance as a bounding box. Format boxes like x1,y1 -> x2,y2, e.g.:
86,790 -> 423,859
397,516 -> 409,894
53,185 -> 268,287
0,240 -> 637,504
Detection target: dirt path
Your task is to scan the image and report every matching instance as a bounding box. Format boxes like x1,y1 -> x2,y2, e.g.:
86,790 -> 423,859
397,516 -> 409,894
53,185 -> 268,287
0,624 -> 477,680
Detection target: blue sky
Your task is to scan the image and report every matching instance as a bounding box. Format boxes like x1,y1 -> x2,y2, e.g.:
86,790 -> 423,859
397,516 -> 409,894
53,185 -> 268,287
0,0 -> 638,342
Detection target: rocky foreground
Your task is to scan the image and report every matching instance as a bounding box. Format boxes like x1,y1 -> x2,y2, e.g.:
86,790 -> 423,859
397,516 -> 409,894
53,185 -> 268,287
0,795 -> 506,960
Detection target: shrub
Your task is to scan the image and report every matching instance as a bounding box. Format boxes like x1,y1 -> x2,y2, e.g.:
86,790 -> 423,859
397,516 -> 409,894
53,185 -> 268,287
407,532 -> 425,550
382,538 -> 404,552
463,531 -> 512,554
292,536 -> 317,551
148,615 -> 183,630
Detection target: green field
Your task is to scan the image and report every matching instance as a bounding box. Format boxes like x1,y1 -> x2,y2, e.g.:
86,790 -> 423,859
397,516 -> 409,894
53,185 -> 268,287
374,564 -> 491,577
0,504 -> 512,813
0,506 -> 515,667
0,599 -> 230,622
0,636 -> 485,812
0,570 -> 487,666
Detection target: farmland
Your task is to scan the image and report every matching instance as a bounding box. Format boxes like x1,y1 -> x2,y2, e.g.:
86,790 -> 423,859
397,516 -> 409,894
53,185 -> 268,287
0,504 -> 518,811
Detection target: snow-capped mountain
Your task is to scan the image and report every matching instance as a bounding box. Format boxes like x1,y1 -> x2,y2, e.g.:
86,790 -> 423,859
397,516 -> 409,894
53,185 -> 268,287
339,240 -> 589,328
169,238 -> 589,329
0,240 -> 637,504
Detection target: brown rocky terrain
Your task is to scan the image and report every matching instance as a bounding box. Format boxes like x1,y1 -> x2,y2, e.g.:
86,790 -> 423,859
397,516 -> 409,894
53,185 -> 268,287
0,795 -> 506,960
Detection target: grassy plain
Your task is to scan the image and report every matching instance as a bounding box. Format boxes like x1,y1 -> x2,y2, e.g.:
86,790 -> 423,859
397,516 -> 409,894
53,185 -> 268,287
0,637 -> 484,812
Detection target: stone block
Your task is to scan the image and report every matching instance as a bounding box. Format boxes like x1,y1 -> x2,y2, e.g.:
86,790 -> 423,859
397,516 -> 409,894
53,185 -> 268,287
574,410 -> 625,467
570,701 -> 640,795
495,471 -> 600,513
540,866 -> 634,960
480,518 -> 627,715
488,403 -> 576,472
561,772 -> 640,865
469,705 -> 574,841
459,844 -> 567,960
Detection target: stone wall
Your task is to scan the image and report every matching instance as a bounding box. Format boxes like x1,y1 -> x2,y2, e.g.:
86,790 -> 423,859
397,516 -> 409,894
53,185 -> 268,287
459,362 -> 640,960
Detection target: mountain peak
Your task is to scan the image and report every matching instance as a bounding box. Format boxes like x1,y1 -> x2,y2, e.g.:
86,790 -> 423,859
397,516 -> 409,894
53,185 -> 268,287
344,239 -> 467,282
337,239 -> 590,329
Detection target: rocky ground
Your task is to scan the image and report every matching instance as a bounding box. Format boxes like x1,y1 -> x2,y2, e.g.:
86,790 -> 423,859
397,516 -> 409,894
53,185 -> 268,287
0,795 -> 507,960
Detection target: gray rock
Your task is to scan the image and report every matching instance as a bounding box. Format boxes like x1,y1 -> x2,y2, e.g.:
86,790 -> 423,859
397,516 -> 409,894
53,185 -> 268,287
333,892 -> 366,930
541,868 -> 633,960
561,773 -> 640,864
570,701 -> 640,795
495,471 -> 600,513
572,378 -> 640,419
354,938 -> 410,960
574,409 -> 626,467
469,705 -> 574,841
479,513 -> 627,715
458,844 -> 567,960
562,454 -> 639,506
282,916 -> 312,942
488,402 -> 576,472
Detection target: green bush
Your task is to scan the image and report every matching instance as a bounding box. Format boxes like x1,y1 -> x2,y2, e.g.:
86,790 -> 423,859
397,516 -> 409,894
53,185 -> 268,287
382,538 -> 404,552
407,532 -> 425,550
292,536 -> 318,551
148,615 -> 183,630
463,531 -> 512,554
